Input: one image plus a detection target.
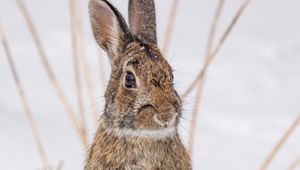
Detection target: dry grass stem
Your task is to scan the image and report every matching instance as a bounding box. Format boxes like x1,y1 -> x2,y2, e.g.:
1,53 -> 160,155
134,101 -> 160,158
69,0 -> 87,143
161,0 -> 180,57
56,161 -> 64,170
204,0 -> 225,60
288,156 -> 300,170
182,0 -> 252,98
187,0 -> 225,155
260,114 -> 300,170
74,0 -> 98,126
16,0 -> 88,148
1,23 -> 49,170
187,81 -> 204,153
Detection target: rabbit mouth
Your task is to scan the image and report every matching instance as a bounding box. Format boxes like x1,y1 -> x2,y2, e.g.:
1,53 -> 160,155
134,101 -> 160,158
153,114 -> 177,128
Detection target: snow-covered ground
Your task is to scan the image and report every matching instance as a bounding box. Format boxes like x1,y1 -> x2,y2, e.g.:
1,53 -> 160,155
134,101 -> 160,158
1,0 -> 300,169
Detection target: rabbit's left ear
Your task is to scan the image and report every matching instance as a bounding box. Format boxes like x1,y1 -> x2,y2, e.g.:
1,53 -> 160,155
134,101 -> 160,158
89,0 -> 132,63
128,0 -> 157,45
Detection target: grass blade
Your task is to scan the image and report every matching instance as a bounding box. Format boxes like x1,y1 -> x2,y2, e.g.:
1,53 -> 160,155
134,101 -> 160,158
69,0 -> 87,143
16,0 -> 88,148
1,22 -> 49,170
162,0 -> 180,57
187,0 -> 225,154
260,114 -> 300,170
182,0 -> 252,98
74,0 -> 98,126
288,156 -> 300,170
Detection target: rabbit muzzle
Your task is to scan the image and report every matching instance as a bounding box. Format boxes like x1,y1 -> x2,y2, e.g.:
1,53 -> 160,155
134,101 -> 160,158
153,113 -> 177,128
146,95 -> 179,128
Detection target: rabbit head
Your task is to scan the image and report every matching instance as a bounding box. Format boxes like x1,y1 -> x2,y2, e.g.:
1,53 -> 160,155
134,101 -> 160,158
89,0 -> 182,135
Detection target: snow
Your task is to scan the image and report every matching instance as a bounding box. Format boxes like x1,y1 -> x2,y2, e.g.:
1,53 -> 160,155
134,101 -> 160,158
1,0 -> 300,169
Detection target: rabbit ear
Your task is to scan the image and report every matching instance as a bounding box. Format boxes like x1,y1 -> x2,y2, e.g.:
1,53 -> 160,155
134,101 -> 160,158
128,0 -> 157,45
89,0 -> 132,63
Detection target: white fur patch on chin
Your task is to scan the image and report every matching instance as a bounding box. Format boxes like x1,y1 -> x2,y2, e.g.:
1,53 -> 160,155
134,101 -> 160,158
107,127 -> 177,139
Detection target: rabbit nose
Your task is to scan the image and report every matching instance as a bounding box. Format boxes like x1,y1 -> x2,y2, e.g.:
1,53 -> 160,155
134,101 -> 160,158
153,113 -> 177,128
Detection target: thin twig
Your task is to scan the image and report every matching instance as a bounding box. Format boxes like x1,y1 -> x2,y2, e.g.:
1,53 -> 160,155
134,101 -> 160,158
16,0 -> 88,148
288,156 -> 300,170
69,0 -> 87,144
260,114 -> 300,170
182,0 -> 252,98
0,23 -> 49,170
74,0 -> 98,126
162,0 -> 180,57
187,0 -> 225,154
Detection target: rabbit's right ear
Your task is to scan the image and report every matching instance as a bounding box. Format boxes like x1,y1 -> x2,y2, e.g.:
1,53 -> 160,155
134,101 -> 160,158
89,0 -> 132,63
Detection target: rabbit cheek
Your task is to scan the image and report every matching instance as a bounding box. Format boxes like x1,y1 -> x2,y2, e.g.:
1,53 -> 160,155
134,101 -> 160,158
118,114 -> 135,129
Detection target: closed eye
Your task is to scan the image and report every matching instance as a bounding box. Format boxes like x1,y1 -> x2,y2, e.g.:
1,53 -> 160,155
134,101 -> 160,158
151,79 -> 160,87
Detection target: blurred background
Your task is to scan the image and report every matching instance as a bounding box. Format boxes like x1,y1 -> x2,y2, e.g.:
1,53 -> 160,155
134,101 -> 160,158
0,0 -> 300,169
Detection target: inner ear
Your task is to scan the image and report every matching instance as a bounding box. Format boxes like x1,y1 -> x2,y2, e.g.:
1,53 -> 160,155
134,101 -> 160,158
89,0 -> 132,63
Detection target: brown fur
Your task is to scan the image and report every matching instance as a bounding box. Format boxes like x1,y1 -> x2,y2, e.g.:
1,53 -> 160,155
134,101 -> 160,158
86,122 -> 191,169
85,0 -> 192,169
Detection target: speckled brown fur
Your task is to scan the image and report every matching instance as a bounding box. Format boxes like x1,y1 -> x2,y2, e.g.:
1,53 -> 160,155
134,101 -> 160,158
85,0 -> 191,169
86,123 -> 191,170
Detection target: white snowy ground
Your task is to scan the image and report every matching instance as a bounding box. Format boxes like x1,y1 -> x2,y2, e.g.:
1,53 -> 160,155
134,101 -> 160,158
1,0 -> 300,169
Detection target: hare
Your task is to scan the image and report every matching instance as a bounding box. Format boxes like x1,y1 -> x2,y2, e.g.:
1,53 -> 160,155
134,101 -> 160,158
85,0 -> 192,169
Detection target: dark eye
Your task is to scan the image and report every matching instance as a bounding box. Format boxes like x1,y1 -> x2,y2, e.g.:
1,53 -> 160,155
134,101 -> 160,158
125,72 -> 137,88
